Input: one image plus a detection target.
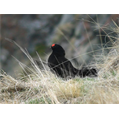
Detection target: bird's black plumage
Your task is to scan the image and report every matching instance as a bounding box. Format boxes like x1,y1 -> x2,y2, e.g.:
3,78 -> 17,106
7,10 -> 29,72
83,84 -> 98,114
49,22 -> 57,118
48,44 -> 97,79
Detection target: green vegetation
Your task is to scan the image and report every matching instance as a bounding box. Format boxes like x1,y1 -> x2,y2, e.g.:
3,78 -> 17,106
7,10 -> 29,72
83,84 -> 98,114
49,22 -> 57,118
33,43 -> 47,56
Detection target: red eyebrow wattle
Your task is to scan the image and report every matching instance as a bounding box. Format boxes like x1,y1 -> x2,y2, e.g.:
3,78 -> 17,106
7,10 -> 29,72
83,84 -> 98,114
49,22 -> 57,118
52,44 -> 55,47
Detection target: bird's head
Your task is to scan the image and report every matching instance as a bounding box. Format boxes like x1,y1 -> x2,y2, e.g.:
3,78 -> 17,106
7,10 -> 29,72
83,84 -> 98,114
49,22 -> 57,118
51,44 -> 65,56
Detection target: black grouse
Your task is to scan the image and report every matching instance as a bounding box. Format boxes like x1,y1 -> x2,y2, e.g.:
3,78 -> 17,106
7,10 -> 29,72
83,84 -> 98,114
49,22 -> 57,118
48,44 -> 97,79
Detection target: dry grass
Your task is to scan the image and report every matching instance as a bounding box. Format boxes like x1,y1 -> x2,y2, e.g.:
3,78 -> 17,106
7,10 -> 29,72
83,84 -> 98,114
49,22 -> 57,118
0,64 -> 118,104
0,22 -> 119,104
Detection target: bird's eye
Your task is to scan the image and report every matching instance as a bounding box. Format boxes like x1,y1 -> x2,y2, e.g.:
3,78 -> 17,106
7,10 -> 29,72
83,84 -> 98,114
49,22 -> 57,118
52,44 -> 55,47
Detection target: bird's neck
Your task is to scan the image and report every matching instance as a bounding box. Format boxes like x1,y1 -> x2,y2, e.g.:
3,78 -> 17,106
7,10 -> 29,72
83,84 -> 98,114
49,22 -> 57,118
52,51 -> 65,57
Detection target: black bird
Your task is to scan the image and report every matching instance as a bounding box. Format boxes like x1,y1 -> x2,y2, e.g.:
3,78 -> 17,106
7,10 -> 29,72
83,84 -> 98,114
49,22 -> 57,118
48,44 -> 97,79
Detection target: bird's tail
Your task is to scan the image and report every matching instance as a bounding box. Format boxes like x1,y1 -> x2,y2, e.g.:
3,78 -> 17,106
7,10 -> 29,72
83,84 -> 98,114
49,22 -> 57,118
78,67 -> 98,77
